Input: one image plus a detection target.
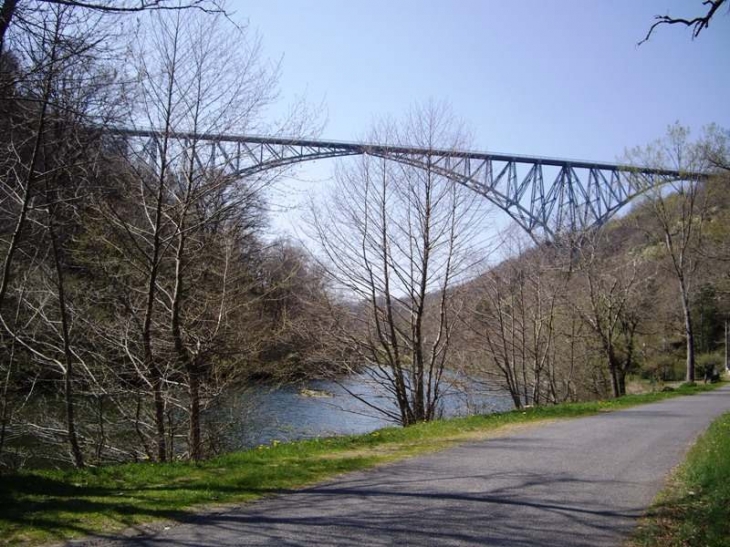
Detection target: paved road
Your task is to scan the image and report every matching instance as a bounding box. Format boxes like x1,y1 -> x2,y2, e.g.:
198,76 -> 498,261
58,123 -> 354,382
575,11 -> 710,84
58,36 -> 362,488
96,386 -> 730,547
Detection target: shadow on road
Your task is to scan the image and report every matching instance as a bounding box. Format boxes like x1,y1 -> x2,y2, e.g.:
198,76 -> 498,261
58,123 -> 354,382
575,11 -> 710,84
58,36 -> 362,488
97,467 -> 642,547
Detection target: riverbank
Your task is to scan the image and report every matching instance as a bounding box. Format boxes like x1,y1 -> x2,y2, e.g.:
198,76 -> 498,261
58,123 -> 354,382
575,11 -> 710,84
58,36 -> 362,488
630,408 -> 730,547
0,382 -> 723,546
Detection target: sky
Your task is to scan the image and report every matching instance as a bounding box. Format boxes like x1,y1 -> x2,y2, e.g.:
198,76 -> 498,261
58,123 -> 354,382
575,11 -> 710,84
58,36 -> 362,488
227,0 -> 730,239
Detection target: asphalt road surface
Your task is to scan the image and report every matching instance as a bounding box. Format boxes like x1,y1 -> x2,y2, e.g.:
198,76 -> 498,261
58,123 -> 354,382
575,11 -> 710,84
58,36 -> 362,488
94,386 -> 730,547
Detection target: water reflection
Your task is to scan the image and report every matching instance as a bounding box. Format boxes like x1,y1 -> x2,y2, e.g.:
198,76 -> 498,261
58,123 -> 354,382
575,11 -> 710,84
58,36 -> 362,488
231,375 -> 514,448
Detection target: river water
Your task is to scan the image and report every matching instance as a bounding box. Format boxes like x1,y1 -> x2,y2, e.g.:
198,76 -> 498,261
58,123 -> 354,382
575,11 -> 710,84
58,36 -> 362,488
226,374 -> 514,449
3,374 -> 514,468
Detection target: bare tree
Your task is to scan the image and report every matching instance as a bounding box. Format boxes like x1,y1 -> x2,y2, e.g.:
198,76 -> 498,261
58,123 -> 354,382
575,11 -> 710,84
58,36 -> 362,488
570,232 -> 654,397
696,127 -> 730,268
0,3 -> 117,467
626,124 -> 711,382
254,240 -> 335,382
84,8 -> 310,460
308,103 -> 491,426
463,232 -> 564,408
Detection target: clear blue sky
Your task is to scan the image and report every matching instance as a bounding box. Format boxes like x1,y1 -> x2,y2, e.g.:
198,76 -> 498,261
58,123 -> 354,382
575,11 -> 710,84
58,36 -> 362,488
228,0 -> 729,237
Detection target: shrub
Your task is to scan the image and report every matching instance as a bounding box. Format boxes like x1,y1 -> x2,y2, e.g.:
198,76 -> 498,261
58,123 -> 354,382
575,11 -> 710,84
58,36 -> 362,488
697,352 -> 724,373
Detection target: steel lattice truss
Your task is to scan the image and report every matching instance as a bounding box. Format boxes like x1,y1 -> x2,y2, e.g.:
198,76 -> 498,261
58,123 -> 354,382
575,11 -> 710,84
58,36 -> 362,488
110,128 -> 690,240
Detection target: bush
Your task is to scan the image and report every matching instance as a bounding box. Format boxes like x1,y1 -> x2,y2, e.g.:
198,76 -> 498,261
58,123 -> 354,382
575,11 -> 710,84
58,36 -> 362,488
698,352 -> 724,371
641,353 -> 686,382
697,353 -> 725,383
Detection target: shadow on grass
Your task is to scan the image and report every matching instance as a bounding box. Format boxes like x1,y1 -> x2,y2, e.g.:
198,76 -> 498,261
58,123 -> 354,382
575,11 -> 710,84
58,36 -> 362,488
0,473 -> 190,539
0,455 -> 378,544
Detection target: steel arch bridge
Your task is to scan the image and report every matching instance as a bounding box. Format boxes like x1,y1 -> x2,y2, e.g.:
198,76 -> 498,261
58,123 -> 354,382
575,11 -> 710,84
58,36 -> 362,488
109,128 -> 694,241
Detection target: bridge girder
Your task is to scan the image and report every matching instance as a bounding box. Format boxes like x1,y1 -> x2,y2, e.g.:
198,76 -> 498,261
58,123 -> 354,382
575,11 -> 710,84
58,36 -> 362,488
111,128 -> 688,241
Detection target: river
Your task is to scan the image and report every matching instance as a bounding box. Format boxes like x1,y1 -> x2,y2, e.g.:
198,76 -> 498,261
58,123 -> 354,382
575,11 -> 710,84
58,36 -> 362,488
4,374 -> 513,468
225,374 -> 514,449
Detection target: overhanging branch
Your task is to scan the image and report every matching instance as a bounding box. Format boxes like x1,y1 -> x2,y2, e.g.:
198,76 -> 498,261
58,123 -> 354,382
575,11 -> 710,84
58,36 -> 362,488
639,0 -> 727,45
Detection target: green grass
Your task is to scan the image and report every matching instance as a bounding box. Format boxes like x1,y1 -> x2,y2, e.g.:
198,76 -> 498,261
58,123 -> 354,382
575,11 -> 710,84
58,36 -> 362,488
0,382 -> 722,546
631,408 -> 730,547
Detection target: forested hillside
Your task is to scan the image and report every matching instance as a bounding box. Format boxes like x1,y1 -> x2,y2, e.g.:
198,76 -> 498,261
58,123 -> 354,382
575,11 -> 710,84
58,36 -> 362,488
455,169 -> 730,409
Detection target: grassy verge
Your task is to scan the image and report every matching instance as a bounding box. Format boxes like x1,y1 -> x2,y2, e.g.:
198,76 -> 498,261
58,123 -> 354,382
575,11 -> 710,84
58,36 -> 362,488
0,382 -> 723,546
630,408 -> 730,547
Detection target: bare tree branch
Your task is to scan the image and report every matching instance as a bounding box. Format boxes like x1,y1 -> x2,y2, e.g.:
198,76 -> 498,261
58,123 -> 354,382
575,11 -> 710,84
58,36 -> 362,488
40,0 -> 224,14
639,0 -> 728,45
1,0 -> 227,56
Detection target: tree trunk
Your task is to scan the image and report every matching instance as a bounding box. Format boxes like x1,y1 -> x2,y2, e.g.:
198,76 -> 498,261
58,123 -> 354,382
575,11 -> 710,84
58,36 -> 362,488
0,0 -> 17,54
508,387 -> 522,410
679,278 -> 696,382
617,370 -> 627,397
187,360 -> 202,461
171,224 -> 203,461
47,202 -> 85,468
149,362 -> 167,462
609,361 -> 621,399
0,341 -> 15,460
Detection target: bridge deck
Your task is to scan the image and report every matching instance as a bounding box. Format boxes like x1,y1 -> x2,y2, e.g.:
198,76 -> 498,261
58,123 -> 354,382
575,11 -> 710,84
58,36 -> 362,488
109,128 -> 681,176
